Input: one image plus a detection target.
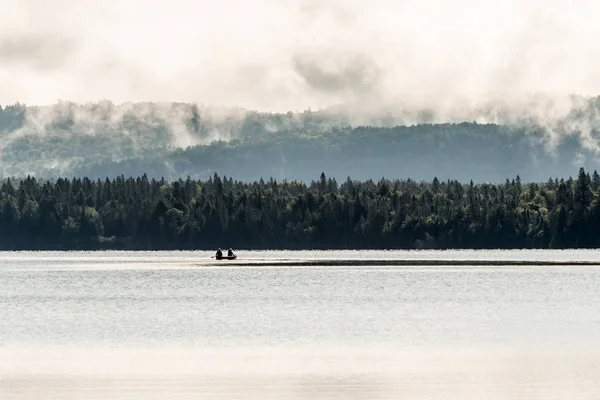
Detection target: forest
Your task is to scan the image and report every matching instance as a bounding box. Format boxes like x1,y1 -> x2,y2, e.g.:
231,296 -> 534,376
0,168 -> 598,250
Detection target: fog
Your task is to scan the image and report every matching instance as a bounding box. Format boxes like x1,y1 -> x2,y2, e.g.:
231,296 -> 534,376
2,0 -> 600,181
2,0 -> 600,115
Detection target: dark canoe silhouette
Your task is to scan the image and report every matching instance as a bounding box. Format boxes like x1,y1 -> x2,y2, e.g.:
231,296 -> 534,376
215,255 -> 237,260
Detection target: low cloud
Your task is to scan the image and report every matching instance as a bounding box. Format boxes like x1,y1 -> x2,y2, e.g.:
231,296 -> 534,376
0,35 -> 76,71
1,0 -> 600,160
0,0 -> 598,113
292,51 -> 381,97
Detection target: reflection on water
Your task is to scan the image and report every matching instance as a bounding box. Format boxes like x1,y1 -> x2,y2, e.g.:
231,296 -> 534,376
1,251 -> 600,399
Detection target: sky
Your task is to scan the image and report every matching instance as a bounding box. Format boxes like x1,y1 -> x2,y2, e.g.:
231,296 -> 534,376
1,0 -> 599,113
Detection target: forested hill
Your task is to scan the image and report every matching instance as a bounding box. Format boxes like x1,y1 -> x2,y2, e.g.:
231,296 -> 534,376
72,123 -> 590,183
2,99 -> 600,182
0,168 -> 597,250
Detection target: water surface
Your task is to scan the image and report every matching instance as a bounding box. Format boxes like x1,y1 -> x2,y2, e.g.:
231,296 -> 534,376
1,250 -> 599,399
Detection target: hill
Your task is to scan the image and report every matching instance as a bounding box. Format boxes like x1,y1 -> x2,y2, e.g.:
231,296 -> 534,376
1,97 -> 600,182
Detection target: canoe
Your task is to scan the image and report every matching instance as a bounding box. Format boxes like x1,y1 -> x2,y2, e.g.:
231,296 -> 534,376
215,255 -> 237,260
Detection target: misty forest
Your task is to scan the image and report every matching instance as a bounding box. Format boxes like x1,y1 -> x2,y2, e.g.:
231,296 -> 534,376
2,100 -> 600,249
3,98 -> 600,183
0,167 -> 597,250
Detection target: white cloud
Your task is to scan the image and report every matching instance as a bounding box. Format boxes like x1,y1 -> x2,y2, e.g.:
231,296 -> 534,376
1,0 -> 599,113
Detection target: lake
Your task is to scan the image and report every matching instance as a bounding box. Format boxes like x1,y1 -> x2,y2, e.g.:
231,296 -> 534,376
1,250 -> 600,399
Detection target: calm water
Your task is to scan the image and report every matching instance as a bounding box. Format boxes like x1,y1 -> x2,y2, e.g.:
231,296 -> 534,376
1,250 -> 600,399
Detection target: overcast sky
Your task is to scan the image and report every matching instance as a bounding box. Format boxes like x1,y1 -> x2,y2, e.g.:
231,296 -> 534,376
1,0 -> 598,112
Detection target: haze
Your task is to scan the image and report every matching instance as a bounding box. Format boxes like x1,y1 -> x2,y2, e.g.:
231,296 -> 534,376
1,0 -> 599,113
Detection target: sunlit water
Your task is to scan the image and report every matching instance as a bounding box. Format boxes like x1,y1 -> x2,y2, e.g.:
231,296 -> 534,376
1,250 -> 600,399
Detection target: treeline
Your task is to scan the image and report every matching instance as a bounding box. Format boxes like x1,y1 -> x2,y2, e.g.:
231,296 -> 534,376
0,168 -> 599,250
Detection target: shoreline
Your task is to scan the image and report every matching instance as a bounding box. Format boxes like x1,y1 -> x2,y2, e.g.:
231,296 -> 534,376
201,259 -> 600,267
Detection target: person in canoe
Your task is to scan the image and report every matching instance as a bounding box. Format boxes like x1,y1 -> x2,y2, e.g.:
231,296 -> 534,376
215,248 -> 236,259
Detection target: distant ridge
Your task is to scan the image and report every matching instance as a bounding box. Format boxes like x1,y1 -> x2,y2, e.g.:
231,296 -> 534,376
1,96 -> 600,182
